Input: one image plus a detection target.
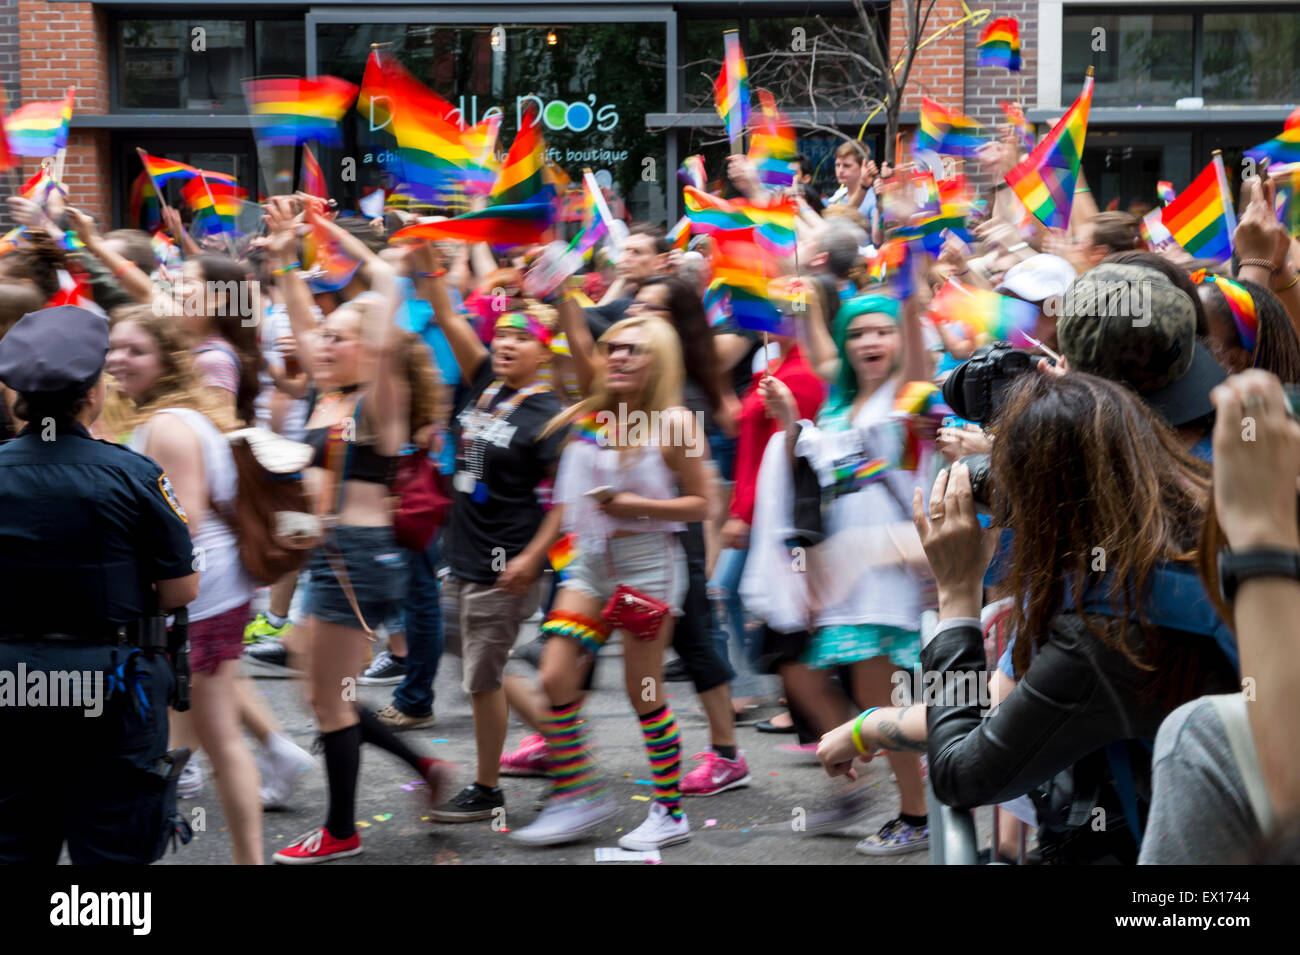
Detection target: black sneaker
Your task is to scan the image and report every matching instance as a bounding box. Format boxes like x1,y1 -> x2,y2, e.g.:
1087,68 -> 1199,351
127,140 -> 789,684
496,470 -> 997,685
428,784 -> 505,823
242,640 -> 301,678
358,650 -> 406,685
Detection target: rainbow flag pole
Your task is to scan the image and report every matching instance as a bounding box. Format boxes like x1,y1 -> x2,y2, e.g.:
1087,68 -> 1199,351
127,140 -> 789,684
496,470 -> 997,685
134,146 -> 198,252
583,168 -> 626,251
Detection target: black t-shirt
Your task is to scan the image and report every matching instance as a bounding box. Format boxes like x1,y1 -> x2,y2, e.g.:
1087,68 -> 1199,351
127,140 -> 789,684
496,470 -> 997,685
444,361 -> 567,583
583,297 -> 633,339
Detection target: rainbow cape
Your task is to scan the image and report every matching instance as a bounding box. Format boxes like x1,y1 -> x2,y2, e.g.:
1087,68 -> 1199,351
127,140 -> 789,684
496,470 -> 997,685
1005,73 -> 1092,230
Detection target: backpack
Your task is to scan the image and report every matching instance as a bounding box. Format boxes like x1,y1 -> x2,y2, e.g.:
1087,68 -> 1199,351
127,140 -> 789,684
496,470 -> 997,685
212,428 -> 322,585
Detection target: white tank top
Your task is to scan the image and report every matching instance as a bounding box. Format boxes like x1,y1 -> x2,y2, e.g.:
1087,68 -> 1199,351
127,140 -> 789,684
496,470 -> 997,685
130,407 -> 253,622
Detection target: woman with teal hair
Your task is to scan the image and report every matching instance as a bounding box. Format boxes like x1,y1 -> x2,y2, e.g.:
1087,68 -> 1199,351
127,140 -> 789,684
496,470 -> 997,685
759,289 -> 934,855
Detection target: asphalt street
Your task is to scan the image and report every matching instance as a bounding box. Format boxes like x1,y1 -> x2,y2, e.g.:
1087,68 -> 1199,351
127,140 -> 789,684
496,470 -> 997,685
159,624 -> 976,866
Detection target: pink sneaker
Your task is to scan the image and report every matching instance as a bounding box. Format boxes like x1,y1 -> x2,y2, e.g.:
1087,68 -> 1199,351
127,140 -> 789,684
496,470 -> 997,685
680,750 -> 752,797
500,733 -> 549,777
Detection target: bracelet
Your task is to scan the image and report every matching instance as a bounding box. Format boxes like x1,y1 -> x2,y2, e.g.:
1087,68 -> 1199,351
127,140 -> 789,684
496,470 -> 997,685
414,268 -> 447,280
1074,186 -> 1090,194
1239,257 -> 1279,273
273,261 -> 301,275
1277,270 -> 1300,292
852,707 -> 881,756
1007,241 -> 1029,253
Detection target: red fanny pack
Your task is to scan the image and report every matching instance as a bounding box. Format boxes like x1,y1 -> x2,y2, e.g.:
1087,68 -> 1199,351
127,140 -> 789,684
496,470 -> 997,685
602,584 -> 671,641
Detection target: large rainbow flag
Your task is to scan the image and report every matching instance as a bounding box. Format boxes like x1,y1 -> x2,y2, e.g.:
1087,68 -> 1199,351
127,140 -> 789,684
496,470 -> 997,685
243,76 -> 358,147
1153,154 -> 1237,261
490,107 -> 550,207
1005,72 -> 1092,229
4,87 -> 75,157
977,17 -> 1021,72
713,30 -> 750,145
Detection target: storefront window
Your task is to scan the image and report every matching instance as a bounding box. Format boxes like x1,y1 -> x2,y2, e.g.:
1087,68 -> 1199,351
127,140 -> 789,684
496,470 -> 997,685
682,19 -> 739,106
1063,13 -> 1193,107
116,19 -> 305,111
315,22 -> 668,223
1202,12 -> 1300,105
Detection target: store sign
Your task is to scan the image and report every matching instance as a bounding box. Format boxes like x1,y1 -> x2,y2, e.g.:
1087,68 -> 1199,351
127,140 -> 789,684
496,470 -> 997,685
368,94 -> 619,135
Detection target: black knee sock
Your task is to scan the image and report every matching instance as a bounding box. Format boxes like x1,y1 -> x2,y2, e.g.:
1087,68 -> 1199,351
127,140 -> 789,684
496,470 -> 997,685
321,723 -> 362,841
356,706 -> 424,772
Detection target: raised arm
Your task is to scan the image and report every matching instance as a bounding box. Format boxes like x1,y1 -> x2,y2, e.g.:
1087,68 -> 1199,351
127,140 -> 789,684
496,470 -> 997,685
263,197 -> 319,375
408,241 -> 488,383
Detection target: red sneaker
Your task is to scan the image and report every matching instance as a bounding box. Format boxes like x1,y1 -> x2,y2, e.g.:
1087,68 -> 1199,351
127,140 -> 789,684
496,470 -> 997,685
272,827 -> 362,865
681,750 -> 753,796
500,733 -> 549,777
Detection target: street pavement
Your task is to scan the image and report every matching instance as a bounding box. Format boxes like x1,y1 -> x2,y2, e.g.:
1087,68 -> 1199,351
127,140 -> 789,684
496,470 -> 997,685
160,625 -> 971,866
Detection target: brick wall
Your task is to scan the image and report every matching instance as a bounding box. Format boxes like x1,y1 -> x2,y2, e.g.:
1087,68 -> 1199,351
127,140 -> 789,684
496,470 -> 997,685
0,0 -> 18,109
890,0 -> 967,112
962,1 -> 1038,128
18,0 -> 111,224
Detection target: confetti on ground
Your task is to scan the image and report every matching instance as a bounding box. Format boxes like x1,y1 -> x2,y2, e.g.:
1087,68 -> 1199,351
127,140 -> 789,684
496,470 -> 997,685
615,827 -> 623,833
623,773 -> 632,777
430,739 -> 450,744
374,813 -> 393,822
356,821 -> 371,828
421,817 -> 430,822
704,819 -> 717,827
634,779 -> 653,785
769,772 -> 779,775
646,859 -> 663,865
631,795 -> 650,802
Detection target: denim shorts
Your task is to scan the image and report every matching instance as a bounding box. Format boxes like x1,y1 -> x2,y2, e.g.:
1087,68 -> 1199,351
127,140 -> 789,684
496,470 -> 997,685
560,532 -> 688,616
306,526 -> 409,629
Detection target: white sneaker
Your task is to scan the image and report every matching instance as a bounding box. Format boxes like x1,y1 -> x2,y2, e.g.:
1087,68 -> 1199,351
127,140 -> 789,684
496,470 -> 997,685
259,733 -> 316,810
617,802 -> 690,850
177,761 -> 203,799
509,792 -> 616,846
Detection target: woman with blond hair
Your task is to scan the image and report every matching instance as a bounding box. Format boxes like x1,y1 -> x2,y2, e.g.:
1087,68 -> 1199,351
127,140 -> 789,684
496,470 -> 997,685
510,314 -> 711,850
107,303 -> 264,863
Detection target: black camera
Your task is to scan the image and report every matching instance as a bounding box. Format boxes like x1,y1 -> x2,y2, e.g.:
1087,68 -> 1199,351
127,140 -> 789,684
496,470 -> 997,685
956,453 -> 994,514
941,342 -> 1039,424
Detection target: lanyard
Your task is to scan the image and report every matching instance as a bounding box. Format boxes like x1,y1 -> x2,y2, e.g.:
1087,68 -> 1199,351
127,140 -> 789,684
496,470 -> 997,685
456,380 -> 549,502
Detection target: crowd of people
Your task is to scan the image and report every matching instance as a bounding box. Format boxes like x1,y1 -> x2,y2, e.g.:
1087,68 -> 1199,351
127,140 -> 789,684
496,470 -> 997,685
1,122 -> 1298,867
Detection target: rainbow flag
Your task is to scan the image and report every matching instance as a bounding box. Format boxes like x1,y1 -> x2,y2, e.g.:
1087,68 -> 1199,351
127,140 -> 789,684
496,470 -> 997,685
713,30 -> 750,145
1001,101 -> 1034,151
4,87 -> 74,157
461,114 -> 502,196
708,229 -> 788,334
136,149 -> 238,189
390,203 -> 553,247
667,216 -> 690,253
243,76 -> 357,147
127,171 -> 161,231
181,175 -> 247,238
1156,154 -> 1236,261
1157,180 -> 1176,206
1246,108 -> 1300,165
1275,165 -> 1300,238
703,284 -> 730,327
491,107 -> 550,207
301,144 -> 328,199
303,221 -> 361,293
870,237 -> 913,298
1005,73 -> 1093,230
929,279 -> 1040,348
678,155 -> 707,190
683,186 -> 796,256
748,90 -> 797,188
19,166 -> 56,202
917,97 -> 986,157
358,50 -> 475,204
832,457 -> 890,492
978,17 -> 1021,72
0,226 -> 24,257
547,533 -> 579,577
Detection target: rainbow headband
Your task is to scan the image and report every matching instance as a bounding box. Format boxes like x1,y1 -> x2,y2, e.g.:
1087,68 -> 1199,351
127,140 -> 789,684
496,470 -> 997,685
1192,269 -> 1257,353
495,312 -> 553,349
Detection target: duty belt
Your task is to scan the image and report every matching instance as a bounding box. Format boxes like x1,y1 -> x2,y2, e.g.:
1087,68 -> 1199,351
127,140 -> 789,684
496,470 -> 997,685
0,616 -> 168,649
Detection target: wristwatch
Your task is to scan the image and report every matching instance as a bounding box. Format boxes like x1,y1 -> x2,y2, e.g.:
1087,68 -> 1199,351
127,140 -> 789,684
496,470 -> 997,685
1217,547 -> 1300,601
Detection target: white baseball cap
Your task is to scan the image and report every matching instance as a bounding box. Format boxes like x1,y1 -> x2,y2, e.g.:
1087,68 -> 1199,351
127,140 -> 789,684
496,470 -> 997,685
995,253 -> 1077,303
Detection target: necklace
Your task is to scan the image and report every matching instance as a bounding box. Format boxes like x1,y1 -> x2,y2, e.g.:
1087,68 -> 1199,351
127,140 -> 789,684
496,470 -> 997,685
455,379 -> 550,503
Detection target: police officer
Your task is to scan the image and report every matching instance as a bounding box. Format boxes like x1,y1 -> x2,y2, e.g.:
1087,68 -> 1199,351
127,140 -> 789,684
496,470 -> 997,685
0,305 -> 199,864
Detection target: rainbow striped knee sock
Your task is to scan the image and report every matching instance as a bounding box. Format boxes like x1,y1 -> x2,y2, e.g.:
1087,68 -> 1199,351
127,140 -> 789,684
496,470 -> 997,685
540,701 -> 600,800
638,704 -> 683,820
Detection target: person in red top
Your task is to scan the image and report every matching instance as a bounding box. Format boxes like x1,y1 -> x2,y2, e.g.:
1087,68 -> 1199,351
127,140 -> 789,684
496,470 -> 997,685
702,336 -> 825,742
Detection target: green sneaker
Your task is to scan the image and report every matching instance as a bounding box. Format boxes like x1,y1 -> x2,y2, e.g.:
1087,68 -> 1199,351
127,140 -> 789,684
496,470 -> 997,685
244,613 -> 292,645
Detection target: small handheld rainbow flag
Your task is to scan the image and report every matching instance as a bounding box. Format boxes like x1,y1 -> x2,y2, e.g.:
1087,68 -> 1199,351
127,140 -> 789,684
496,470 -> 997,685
703,284 -> 730,327
678,155 -> 707,190
683,186 -> 796,256
181,175 -> 247,238
1246,106 -> 1300,165
1005,72 -> 1093,230
713,30 -> 750,146
1156,154 -> 1236,262
547,533 -> 579,577
748,90 -> 797,189
1157,181 -> 1176,206
1000,101 -> 1034,152
978,17 -> 1021,72
243,76 -> 358,148
128,171 -> 161,231
4,87 -> 75,157
300,144 -> 328,199
831,457 -> 890,494
490,106 -> 551,207
917,98 -> 987,157
137,149 -> 238,189
709,229 -> 788,335
929,279 -> 1040,348
303,221 -> 361,293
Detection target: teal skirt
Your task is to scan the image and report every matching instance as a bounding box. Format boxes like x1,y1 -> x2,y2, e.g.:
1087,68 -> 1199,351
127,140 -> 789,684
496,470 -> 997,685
802,623 -> 921,670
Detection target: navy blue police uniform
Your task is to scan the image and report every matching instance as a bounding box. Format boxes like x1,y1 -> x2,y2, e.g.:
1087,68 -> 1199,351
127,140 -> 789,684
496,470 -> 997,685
0,306 -> 196,863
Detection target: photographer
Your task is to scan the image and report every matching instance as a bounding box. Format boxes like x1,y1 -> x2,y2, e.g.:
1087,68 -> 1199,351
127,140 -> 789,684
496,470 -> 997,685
817,372 -> 1240,861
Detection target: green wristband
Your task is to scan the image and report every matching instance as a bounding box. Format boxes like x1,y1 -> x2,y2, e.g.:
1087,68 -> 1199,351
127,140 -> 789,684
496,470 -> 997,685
852,707 -> 880,756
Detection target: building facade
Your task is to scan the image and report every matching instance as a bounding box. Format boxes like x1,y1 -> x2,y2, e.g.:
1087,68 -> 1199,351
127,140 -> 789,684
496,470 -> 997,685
11,0 -> 1299,229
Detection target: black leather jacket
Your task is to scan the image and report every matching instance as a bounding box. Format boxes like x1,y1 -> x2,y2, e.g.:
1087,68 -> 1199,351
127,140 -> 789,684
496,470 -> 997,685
923,614 -> 1237,811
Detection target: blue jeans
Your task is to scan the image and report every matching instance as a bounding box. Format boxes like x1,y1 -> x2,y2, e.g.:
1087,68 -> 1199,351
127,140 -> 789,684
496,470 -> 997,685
708,547 -> 761,695
392,536 -> 444,717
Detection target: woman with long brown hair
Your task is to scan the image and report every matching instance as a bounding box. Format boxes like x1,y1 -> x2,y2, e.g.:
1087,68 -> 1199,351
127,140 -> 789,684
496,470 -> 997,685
177,254 -> 264,426
816,371 -> 1240,861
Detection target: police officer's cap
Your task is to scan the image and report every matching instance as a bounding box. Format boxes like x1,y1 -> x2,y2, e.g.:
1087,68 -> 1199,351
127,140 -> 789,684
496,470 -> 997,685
0,305 -> 108,395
